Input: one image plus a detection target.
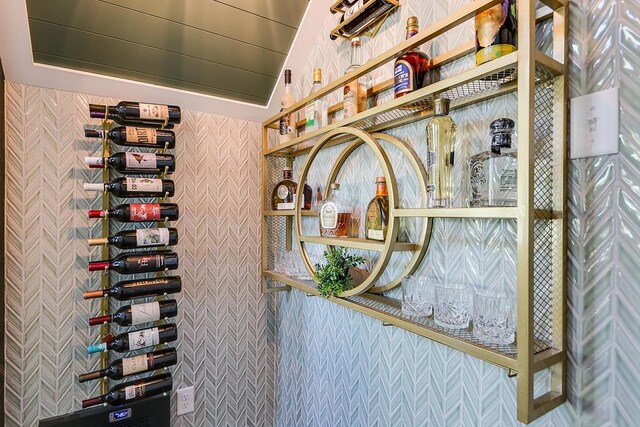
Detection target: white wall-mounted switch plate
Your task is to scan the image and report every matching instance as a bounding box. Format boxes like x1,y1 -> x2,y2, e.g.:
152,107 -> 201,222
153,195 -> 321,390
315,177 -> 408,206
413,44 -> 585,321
176,386 -> 194,415
570,87 -> 619,159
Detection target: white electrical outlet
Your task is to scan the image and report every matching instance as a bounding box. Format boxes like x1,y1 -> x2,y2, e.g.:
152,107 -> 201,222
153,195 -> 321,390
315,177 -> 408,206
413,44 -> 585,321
176,386 -> 194,415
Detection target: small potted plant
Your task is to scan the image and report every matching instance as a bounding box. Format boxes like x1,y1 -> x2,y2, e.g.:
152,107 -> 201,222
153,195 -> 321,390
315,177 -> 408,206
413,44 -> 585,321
314,247 -> 367,298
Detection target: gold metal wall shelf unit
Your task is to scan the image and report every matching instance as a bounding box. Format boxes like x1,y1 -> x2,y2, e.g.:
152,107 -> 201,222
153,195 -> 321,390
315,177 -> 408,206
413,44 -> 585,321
261,0 -> 568,423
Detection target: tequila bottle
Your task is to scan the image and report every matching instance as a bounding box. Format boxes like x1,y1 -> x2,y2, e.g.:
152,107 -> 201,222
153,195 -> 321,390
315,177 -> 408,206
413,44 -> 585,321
319,183 -> 352,238
468,118 -> 517,207
365,177 -> 390,241
426,98 -> 457,208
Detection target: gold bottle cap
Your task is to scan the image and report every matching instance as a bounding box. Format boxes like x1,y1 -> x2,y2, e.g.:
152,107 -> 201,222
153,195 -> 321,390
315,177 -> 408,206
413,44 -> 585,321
407,16 -> 419,28
283,166 -> 292,171
88,237 -> 108,246
434,98 -> 450,115
330,183 -> 341,190
313,68 -> 322,83
351,37 -> 361,46
375,176 -> 386,183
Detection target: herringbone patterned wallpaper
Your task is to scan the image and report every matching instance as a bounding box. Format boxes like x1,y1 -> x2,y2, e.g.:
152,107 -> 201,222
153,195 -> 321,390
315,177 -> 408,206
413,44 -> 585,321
275,0 -> 640,426
3,86 -> 276,426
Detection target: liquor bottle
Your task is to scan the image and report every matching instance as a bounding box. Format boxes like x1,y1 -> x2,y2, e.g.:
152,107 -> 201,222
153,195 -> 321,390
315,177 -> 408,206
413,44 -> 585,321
426,98 -> 457,208
88,228 -> 178,249
304,68 -> 328,133
330,0 -> 396,40
279,69 -> 296,143
82,372 -> 173,408
475,0 -> 517,65
83,276 -> 182,301
84,126 -> 176,149
331,0 -> 357,14
343,38 -> 369,119
468,118 -> 517,207
83,177 -> 175,198
394,16 -> 431,98
89,101 -> 181,127
89,203 -> 179,222
88,299 -> 178,327
87,323 -> 178,354
88,251 -> 179,274
271,167 -> 312,210
319,183 -> 352,237
84,152 -> 175,174
78,348 -> 177,383
365,177 -> 390,241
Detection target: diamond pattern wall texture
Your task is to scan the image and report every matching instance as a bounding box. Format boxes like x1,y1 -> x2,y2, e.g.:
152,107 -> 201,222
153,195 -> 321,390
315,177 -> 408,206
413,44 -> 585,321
3,86 -> 276,426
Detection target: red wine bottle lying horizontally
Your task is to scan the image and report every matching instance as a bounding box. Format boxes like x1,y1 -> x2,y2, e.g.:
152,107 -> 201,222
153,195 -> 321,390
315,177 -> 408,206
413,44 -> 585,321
82,372 -> 173,408
88,299 -> 178,327
88,228 -> 178,249
83,276 -> 182,301
85,152 -> 175,174
88,251 -> 178,274
89,101 -> 181,127
78,348 -> 177,383
87,323 -> 178,354
84,178 -> 174,198
89,203 -> 179,222
85,126 -> 176,149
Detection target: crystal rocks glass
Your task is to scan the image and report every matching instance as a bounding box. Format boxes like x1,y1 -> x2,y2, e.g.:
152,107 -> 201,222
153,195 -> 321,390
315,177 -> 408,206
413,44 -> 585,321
473,290 -> 516,344
401,275 -> 433,317
434,283 -> 473,329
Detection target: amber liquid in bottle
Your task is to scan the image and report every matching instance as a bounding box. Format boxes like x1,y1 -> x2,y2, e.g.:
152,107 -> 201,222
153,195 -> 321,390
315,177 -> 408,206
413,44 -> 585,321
394,16 -> 431,99
475,0 -> 517,65
319,183 -> 351,238
365,177 -> 390,241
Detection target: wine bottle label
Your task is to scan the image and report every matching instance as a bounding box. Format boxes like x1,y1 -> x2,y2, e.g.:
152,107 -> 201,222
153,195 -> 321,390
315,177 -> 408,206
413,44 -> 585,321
367,229 -> 384,240
126,177 -> 162,193
125,153 -> 158,169
122,354 -> 150,376
131,301 -> 161,325
136,228 -> 170,246
124,384 -> 145,401
320,202 -> 338,229
393,60 -> 415,96
344,0 -> 363,19
139,103 -> 169,120
129,204 -> 161,221
128,327 -> 160,351
343,80 -> 360,118
125,127 -> 158,144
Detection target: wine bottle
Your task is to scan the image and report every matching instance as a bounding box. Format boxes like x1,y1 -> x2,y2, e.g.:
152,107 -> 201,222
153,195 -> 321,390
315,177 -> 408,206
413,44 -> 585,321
89,203 -> 179,222
85,152 -> 175,174
83,276 -> 182,301
329,0 -> 396,40
87,323 -> 178,354
82,372 -> 173,408
88,299 -> 178,327
79,348 -> 177,383
88,251 -> 178,274
83,177 -> 175,198
84,126 -> 176,149
89,101 -> 181,127
88,228 -> 178,249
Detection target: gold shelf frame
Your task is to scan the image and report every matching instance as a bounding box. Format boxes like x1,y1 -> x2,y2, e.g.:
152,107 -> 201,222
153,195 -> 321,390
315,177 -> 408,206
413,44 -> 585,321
261,0 -> 568,423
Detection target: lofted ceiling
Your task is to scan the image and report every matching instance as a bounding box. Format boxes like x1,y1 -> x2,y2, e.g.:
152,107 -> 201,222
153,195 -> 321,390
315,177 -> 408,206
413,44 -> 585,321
25,0 -> 310,106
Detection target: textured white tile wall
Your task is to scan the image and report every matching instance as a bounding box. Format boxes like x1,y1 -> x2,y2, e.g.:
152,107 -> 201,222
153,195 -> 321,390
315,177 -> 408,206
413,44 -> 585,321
275,0 -> 640,426
3,86 -> 276,426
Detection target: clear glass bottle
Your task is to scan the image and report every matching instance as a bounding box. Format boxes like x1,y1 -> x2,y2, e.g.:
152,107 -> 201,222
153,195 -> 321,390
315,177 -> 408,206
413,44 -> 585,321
365,177 -> 390,241
279,69 -> 296,143
319,183 -> 352,238
468,118 -> 517,207
305,68 -> 328,133
394,16 -> 432,98
426,98 -> 457,208
343,38 -> 369,119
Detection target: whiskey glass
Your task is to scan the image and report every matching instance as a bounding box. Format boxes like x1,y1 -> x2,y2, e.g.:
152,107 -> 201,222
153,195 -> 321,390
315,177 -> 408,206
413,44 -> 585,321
473,290 -> 516,344
434,283 -> 473,329
401,275 -> 433,317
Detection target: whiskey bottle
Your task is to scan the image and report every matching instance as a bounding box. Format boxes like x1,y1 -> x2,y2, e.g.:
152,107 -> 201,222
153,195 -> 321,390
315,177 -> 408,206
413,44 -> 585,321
394,16 -> 431,98
343,38 -> 368,119
319,183 -> 351,238
468,118 -> 517,207
475,0 -> 517,65
304,68 -> 328,133
279,69 -> 296,143
426,98 -> 457,208
271,167 -> 312,210
365,177 -> 390,241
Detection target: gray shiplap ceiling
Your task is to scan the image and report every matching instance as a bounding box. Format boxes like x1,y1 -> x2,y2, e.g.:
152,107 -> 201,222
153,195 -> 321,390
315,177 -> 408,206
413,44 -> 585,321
25,0 -> 310,105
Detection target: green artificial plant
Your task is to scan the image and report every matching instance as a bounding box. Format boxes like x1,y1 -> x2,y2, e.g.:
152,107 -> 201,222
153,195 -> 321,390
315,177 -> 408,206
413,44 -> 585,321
314,247 -> 365,298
